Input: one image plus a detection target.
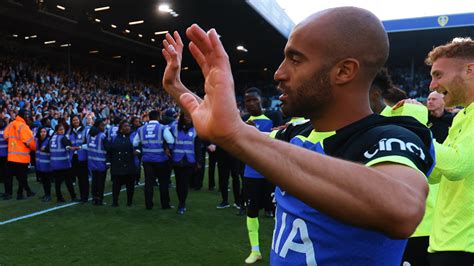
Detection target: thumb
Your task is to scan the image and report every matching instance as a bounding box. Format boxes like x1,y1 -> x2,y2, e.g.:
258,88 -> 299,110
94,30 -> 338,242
180,93 -> 199,114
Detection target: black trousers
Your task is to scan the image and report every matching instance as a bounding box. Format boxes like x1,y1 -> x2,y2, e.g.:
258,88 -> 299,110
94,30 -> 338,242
91,170 -> 107,201
217,155 -> 241,205
71,156 -> 89,201
37,171 -> 52,197
191,148 -> 206,189
173,165 -> 193,209
191,164 -> 204,189
428,251 -> 474,266
135,166 -> 141,185
402,236 -> 429,266
243,177 -> 274,217
0,156 -> 7,183
112,175 -> 135,205
54,168 -> 76,200
4,161 -> 32,196
207,151 -> 217,189
143,161 -> 172,209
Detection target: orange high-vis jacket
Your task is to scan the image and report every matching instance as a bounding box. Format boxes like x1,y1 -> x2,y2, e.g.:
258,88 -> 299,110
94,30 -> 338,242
3,116 -> 36,163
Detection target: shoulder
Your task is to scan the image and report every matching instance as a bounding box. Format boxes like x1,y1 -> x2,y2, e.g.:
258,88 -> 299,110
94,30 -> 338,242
334,123 -> 434,175
275,121 -> 313,142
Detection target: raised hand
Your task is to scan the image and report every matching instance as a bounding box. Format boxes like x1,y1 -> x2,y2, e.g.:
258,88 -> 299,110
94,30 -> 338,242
178,24 -> 245,144
162,32 -> 184,89
162,31 -> 202,104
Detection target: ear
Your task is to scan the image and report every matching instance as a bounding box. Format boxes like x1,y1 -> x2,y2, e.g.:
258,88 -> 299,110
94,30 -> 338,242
333,58 -> 360,85
465,62 -> 474,76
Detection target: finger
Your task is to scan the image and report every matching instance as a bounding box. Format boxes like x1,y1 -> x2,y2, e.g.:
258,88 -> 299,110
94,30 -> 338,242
161,49 -> 171,62
392,100 -> 404,110
186,24 -> 213,56
189,42 -> 209,75
165,33 -> 177,48
208,28 -> 228,60
163,40 -> 178,58
174,31 -> 183,47
163,39 -> 170,48
180,93 -> 199,114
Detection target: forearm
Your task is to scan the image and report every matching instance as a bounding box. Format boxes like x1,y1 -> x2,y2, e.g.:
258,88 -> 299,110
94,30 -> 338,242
220,124 -> 427,237
434,141 -> 473,180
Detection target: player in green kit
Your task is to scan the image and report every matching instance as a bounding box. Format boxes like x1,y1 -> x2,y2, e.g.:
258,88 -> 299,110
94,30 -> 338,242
424,38 -> 474,266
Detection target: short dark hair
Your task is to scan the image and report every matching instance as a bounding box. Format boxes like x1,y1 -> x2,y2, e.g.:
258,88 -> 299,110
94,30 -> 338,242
118,119 -> 129,131
245,87 -> 262,96
18,108 -> 31,119
55,123 -> 65,132
384,87 -> 407,105
148,110 -> 160,121
93,118 -> 104,128
371,68 -> 394,97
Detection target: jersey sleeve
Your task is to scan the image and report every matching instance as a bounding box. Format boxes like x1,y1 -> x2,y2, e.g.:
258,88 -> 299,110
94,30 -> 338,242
357,125 -> 434,176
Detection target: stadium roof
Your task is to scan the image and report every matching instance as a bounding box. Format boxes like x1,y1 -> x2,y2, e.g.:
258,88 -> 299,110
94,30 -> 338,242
0,0 -> 473,79
0,0 -> 287,77
253,0 -> 474,36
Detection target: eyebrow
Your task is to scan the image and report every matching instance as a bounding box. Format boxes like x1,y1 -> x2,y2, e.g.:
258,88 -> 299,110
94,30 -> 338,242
285,47 -> 307,60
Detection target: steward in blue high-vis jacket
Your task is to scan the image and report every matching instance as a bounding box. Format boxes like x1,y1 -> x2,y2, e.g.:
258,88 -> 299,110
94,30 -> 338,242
66,114 -> 90,203
86,119 -> 108,206
133,110 -> 175,210
169,113 -> 202,214
0,118 -> 8,184
48,123 -> 77,202
35,127 -> 53,202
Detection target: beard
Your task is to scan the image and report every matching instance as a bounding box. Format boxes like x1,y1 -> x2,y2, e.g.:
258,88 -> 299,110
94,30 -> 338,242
281,66 -> 333,118
445,75 -> 467,107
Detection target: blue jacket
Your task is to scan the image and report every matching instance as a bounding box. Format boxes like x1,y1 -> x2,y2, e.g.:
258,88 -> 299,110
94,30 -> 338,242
49,134 -> 72,170
0,127 -> 7,157
171,124 -> 197,164
67,126 -> 89,161
87,132 -> 107,171
138,122 -> 168,163
35,137 -> 52,173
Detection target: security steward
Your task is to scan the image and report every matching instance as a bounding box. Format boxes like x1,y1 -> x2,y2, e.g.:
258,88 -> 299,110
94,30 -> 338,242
3,109 -> 36,200
67,114 -> 89,203
133,110 -> 174,210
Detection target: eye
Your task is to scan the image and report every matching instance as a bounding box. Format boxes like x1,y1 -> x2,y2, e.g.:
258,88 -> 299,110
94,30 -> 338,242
289,56 -> 300,65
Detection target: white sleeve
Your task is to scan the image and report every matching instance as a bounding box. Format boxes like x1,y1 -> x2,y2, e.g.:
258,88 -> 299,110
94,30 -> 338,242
163,127 -> 175,144
132,133 -> 140,147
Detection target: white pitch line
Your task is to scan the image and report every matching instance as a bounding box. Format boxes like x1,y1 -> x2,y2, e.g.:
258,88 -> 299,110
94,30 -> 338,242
0,163 -> 210,225
0,183 -> 144,225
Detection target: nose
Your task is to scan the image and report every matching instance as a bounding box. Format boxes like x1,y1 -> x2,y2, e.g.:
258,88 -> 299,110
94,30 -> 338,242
429,79 -> 438,91
274,61 -> 287,82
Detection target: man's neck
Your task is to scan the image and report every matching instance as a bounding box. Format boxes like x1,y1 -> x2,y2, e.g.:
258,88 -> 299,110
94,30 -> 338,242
250,111 -> 263,117
373,102 -> 387,115
430,108 -> 444,118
